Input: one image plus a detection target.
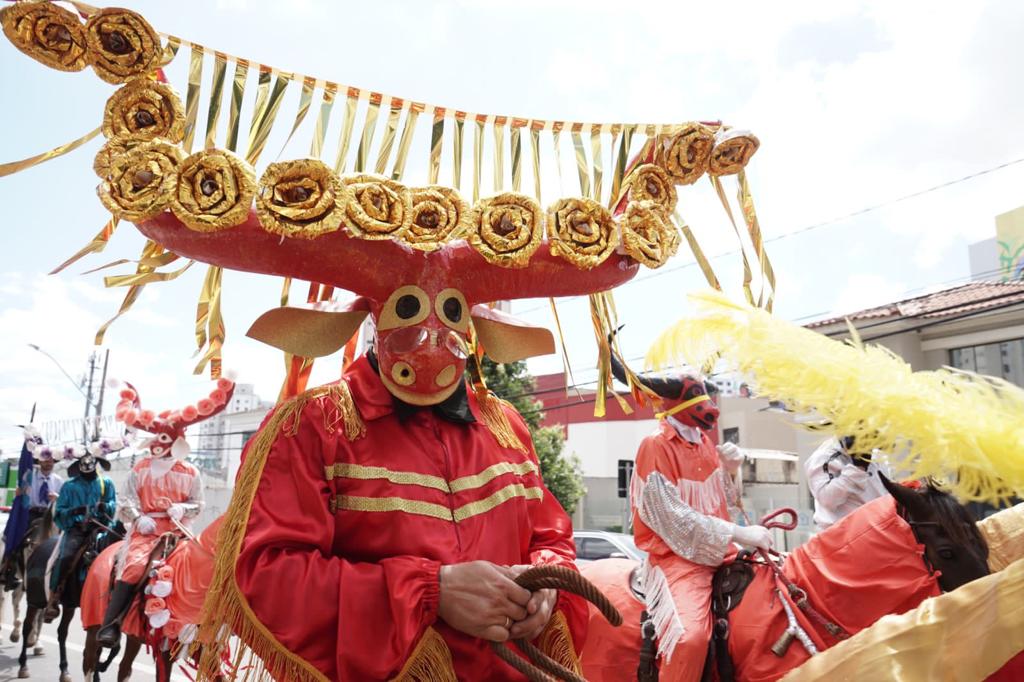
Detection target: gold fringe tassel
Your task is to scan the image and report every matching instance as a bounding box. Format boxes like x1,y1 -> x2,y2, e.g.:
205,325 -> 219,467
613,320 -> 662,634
197,382 -> 363,682
537,610 -> 583,676
476,389 -> 527,453
391,627 -> 457,682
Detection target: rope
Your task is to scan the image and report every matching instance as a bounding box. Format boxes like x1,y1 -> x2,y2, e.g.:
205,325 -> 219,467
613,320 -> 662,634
489,564 -> 622,681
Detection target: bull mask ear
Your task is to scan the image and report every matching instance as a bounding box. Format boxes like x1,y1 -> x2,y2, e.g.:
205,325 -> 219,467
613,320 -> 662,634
471,305 -> 555,363
247,299 -> 370,358
171,436 -> 191,460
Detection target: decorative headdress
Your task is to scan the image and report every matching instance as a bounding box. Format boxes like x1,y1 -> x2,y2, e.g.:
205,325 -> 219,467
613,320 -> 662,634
1,2 -> 776,415
647,290 -> 1024,503
113,377 -> 236,458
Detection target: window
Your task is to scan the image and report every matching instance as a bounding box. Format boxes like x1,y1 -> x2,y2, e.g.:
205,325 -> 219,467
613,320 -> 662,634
577,537 -> 621,561
950,338 -> 1024,388
723,427 -> 740,445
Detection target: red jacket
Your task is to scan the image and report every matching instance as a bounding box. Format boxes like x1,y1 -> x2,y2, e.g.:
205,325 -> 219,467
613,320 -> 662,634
235,355 -> 586,680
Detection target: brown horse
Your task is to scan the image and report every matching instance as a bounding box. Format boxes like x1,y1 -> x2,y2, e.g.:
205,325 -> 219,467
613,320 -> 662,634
580,478 -> 994,681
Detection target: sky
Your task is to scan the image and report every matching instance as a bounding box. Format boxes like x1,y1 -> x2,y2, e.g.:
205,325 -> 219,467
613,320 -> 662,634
1,0 -> 1023,453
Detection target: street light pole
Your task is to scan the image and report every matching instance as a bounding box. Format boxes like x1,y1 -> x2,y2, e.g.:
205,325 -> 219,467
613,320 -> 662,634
28,344 -> 108,445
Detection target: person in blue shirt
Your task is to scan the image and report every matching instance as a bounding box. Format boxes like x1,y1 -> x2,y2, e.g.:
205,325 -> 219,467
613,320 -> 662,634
47,452 -> 116,620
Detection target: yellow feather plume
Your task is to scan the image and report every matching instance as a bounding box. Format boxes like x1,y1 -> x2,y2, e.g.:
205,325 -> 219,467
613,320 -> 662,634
647,290 -> 1024,503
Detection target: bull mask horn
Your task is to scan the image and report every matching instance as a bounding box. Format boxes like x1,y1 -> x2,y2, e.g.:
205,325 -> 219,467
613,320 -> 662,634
608,330 -> 682,400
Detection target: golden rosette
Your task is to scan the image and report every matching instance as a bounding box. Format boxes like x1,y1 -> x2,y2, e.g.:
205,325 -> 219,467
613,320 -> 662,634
1,2 -> 88,72
620,200 -> 681,269
547,198 -> 618,269
102,78 -> 184,143
98,139 -> 182,222
469,193 -> 545,268
659,123 -> 714,185
405,186 -> 471,251
84,8 -> 161,84
255,159 -> 345,239
626,164 -> 678,215
93,136 -> 144,179
340,174 -> 412,240
171,149 -> 256,233
709,128 -> 760,176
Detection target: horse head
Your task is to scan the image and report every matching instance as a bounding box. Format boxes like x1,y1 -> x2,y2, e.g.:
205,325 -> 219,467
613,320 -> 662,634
880,474 -> 990,592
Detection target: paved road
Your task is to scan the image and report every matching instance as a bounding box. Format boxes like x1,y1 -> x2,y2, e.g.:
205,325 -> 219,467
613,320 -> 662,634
0,610 -> 187,681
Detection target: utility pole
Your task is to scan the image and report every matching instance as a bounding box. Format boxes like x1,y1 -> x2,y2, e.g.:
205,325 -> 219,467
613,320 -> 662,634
92,349 -> 110,441
82,352 -> 97,445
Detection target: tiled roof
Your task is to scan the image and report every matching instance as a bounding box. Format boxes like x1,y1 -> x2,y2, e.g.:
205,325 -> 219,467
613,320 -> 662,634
806,281 -> 1024,329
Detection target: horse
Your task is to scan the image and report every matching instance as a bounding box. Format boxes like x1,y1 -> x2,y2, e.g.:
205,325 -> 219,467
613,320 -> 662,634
81,516 -> 224,682
0,505 -> 58,645
18,517 -> 121,681
579,477 -> 995,681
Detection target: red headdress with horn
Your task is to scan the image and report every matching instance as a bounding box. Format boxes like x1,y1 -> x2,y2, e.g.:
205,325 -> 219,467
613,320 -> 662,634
115,378 -> 236,458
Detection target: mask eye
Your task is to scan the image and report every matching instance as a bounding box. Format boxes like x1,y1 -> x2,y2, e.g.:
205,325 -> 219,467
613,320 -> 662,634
158,433 -> 173,444
434,288 -> 469,333
378,286 -> 430,331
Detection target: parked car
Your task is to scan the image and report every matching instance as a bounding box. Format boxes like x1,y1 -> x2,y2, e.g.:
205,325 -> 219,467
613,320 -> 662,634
573,530 -> 647,564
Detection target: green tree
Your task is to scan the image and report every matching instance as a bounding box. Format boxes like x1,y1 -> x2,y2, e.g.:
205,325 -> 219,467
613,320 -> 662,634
481,358 -> 585,514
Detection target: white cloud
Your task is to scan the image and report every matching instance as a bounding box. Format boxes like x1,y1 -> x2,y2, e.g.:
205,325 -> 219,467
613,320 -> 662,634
830,273 -> 909,318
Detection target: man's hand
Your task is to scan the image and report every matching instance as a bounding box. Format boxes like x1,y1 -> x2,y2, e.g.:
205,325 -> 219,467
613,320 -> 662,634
731,524 -> 774,552
716,443 -> 745,474
505,565 -> 557,640
134,515 -> 157,535
438,561 -> 531,642
48,492 -> 59,502
839,463 -> 870,488
167,503 -> 186,521
70,505 -> 88,517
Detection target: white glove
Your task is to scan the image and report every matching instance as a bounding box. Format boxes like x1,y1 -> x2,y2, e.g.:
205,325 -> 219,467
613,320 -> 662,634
135,515 -> 157,535
731,524 -> 773,551
716,443 -> 745,474
167,503 -> 185,521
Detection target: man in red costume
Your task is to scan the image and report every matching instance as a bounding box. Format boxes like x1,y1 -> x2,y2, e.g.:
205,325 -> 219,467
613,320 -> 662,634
611,352 -> 773,682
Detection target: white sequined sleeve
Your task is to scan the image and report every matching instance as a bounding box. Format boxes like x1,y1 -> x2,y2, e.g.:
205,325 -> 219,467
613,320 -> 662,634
637,471 -> 735,567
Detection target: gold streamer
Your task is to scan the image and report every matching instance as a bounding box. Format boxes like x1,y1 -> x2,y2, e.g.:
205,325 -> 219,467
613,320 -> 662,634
428,108 -> 445,185
275,76 -> 315,160
194,264 -> 225,377
609,124 -> 636,208
452,112 -> 465,190
590,125 -> 604,202
49,217 -> 118,275
552,123 -> 565,196
354,92 -> 381,173
103,258 -> 193,287
332,87 -> 359,173
530,121 -> 542,203
710,175 -> 756,306
225,58 -> 249,152
95,240 -> 164,345
390,102 -> 422,181
493,116 -> 506,192
181,45 -> 204,153
0,126 -> 101,178
374,97 -> 403,175
309,82 -> 336,158
737,170 -> 776,311
570,124 -> 591,197
510,118 -> 524,192
280,277 -> 291,307
549,297 -> 579,398
674,212 -> 722,291
473,115 -> 485,203
245,68 -> 290,165
204,52 -> 228,149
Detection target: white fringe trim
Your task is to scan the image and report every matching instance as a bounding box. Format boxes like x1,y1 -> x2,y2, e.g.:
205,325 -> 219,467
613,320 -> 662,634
641,560 -> 685,661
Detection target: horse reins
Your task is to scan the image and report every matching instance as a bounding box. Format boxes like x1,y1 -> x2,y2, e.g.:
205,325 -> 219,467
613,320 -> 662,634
489,565 -> 622,682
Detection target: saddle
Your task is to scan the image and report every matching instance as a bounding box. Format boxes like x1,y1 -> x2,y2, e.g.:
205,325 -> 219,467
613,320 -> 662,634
701,551 -> 756,682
